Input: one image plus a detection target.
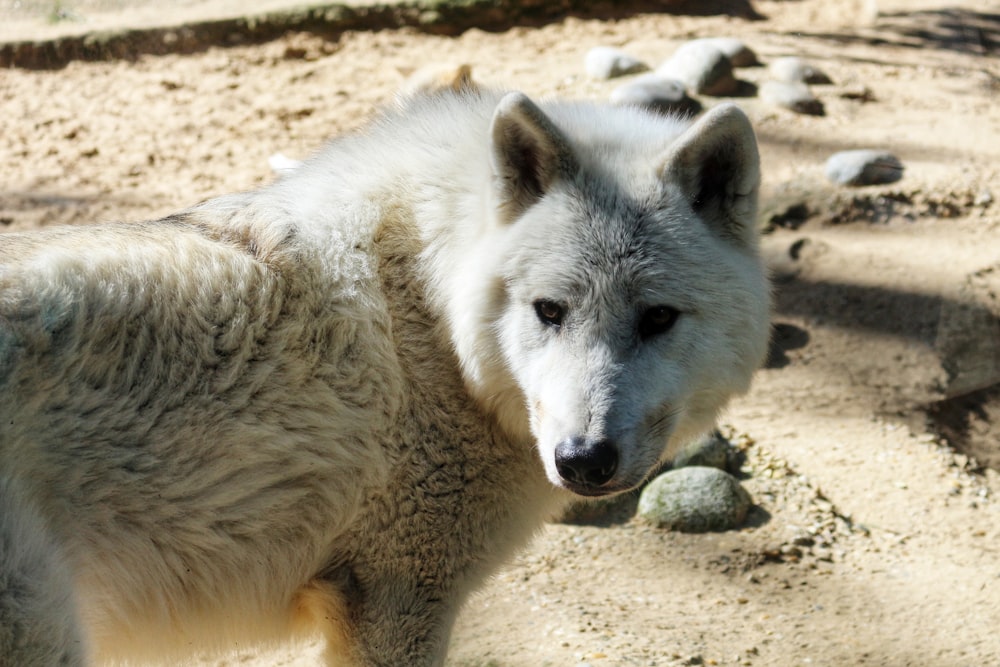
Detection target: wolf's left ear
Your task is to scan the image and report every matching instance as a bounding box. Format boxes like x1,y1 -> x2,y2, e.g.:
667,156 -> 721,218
660,103 -> 761,248
490,92 -> 578,224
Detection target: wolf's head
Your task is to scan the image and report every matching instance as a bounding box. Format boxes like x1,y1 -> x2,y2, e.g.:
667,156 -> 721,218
445,92 -> 770,498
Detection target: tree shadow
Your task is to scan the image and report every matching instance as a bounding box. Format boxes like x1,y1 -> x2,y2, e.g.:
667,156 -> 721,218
790,8 -> 999,57
772,278 -> 945,343
770,271 -> 1000,470
0,0 -> 763,70
766,322 -> 810,369
926,383 -> 1000,471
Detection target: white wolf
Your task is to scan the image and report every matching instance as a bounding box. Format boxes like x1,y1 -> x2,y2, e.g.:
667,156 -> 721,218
0,88 -> 770,666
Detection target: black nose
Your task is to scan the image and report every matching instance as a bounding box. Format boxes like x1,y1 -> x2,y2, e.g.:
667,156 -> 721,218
554,437 -> 618,488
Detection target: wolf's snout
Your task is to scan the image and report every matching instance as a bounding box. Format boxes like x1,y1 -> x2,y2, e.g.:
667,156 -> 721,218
554,437 -> 618,490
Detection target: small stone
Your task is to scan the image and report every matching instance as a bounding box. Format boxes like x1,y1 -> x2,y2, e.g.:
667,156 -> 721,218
792,533 -> 816,547
840,84 -> 877,102
824,150 -> 904,186
780,544 -> 803,558
691,37 -> 759,67
657,41 -> 738,96
638,466 -> 752,532
610,73 -> 702,117
769,56 -> 833,84
584,46 -> 648,80
759,80 -> 825,116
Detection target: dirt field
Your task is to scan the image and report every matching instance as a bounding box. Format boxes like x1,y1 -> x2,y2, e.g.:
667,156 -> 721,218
1,0 -> 999,665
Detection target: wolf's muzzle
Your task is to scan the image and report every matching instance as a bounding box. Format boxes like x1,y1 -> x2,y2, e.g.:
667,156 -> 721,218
554,436 -> 618,493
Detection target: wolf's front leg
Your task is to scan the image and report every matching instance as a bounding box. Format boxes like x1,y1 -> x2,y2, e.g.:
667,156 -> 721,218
303,567 -> 456,667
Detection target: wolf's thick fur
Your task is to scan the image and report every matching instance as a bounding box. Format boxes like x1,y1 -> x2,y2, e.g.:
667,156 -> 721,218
0,89 -> 770,665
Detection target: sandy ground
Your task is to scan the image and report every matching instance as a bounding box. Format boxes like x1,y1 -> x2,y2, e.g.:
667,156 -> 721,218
2,0 -> 999,665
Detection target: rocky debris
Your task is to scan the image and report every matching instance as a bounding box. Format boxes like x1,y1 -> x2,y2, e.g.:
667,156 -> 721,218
656,41 -> 739,96
760,182 -> 992,231
765,200 -> 812,231
768,56 -> 833,84
759,80 -> 825,115
637,466 -> 752,532
584,46 -> 648,79
609,73 -> 702,116
825,187 -> 992,223
732,429 -> 860,567
824,149 -> 904,186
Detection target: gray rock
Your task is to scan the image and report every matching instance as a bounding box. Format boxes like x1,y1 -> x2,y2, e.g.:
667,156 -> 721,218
671,430 -> 732,471
691,37 -> 759,67
657,42 -> 738,96
824,149 -> 904,186
638,466 -> 752,532
759,80 -> 825,116
769,56 -> 833,85
584,46 -> 648,80
610,73 -> 702,117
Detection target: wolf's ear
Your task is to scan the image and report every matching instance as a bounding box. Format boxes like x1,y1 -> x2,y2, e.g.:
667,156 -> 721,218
660,103 -> 760,248
490,92 -> 578,224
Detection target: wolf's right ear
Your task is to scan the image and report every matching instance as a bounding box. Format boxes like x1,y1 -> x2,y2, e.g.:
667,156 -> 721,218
490,92 -> 578,224
660,103 -> 761,249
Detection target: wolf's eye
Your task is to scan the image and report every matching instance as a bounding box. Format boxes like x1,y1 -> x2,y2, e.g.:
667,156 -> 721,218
638,305 -> 680,340
534,300 -> 565,328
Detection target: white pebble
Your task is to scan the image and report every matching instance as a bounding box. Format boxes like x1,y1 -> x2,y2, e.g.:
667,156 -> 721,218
657,41 -> 738,96
769,56 -> 833,84
584,46 -> 648,80
759,80 -> 825,115
825,150 -> 905,186
610,73 -> 701,116
690,37 -> 759,67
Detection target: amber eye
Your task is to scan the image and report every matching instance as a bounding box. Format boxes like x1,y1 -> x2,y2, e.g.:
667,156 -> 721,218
638,305 -> 680,340
533,300 -> 565,328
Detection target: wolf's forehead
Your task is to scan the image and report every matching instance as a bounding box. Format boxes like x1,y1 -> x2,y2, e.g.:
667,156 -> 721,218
573,184 -> 696,265
517,214 -> 692,301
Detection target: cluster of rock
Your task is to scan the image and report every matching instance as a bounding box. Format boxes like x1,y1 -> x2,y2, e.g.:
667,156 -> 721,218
586,40 -> 904,187
584,40 -> 826,116
637,428 -> 865,567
